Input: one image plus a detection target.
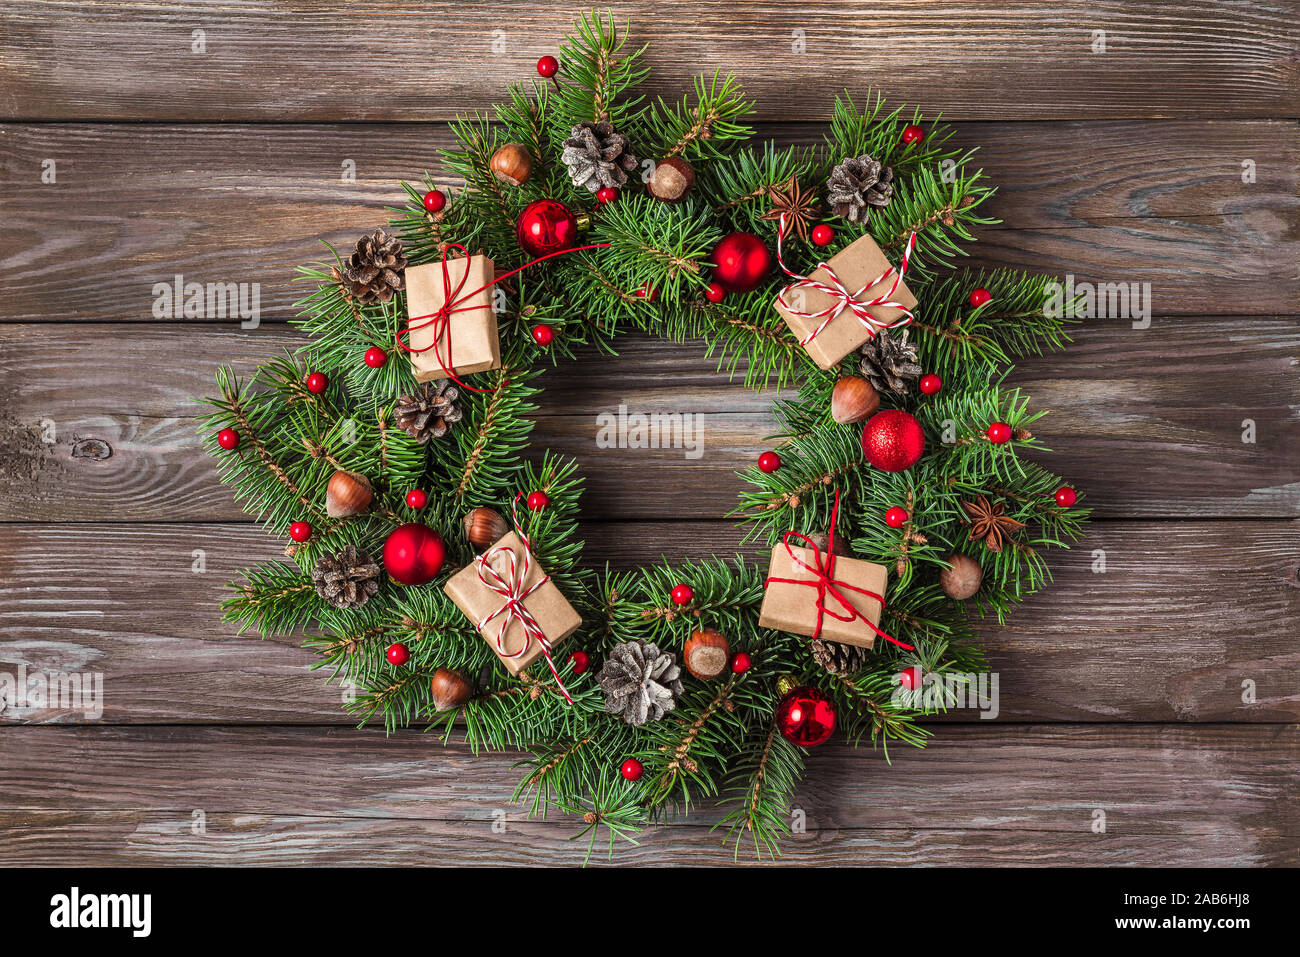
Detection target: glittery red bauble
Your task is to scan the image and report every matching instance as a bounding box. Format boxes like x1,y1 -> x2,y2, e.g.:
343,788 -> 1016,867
517,199 -> 578,258
364,346 -> 388,368
216,428 -> 240,451
386,642 -> 410,666
289,521 -> 312,542
1054,485 -> 1078,507
383,522 -> 445,586
621,758 -> 644,781
776,686 -> 836,747
708,232 -> 772,293
671,583 -> 694,605
862,410 -> 925,472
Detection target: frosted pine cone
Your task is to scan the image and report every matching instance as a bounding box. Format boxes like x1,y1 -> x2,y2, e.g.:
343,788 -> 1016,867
561,121 -> 639,192
597,640 -> 684,726
826,154 -> 895,224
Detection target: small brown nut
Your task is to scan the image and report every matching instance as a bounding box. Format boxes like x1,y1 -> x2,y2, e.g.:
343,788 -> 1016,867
683,629 -> 731,680
325,469 -> 373,519
647,157 -> 695,203
430,668 -> 473,712
490,143 -> 533,187
939,553 -> 983,600
831,375 -> 881,425
463,507 -> 508,549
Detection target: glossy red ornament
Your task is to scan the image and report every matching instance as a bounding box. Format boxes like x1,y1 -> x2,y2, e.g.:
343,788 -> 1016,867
422,189 -> 446,214
969,287 -> 992,308
901,124 -> 926,146
517,199 -> 578,258
536,55 -> 559,78
862,409 -> 926,472
987,421 -> 1012,444
289,521 -> 312,543
730,651 -> 752,674
382,522 -> 445,586
386,642 -> 411,667
671,583 -> 694,605
898,666 -> 922,691
919,373 -> 942,395
704,282 -> 726,303
216,428 -> 240,451
708,232 -> 773,294
531,323 -> 555,346
569,650 -> 590,675
885,506 -> 909,529
595,186 -> 619,204
1054,485 -> 1078,507
620,758 -> 644,781
758,450 -> 781,473
810,223 -> 834,247
526,490 -> 549,511
364,346 -> 388,368
306,372 -> 328,394
776,685 -> 836,747
405,488 -> 428,510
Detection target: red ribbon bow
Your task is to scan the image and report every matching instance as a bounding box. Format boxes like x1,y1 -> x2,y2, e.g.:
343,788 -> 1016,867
764,488 -> 912,651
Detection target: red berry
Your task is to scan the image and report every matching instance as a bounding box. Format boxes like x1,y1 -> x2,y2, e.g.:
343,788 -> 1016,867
730,651 -> 752,674
386,642 -> 410,667
531,323 -> 555,347
987,422 -> 1012,444
671,584 -> 694,605
620,758 -> 644,782
289,521 -> 312,543
306,372 -> 328,394
758,450 -> 781,473
899,666 -> 922,690
405,488 -> 428,510
596,186 -> 619,204
569,650 -> 590,675
634,283 -> 658,301
536,55 -> 559,78
1054,486 -> 1078,508
919,373 -> 942,395
902,124 -> 925,146
364,346 -> 388,368
810,224 -> 834,247
704,282 -> 726,303
526,490 -> 549,511
216,428 -> 240,451
422,189 -> 446,214
885,507 -> 909,529
969,287 -> 992,308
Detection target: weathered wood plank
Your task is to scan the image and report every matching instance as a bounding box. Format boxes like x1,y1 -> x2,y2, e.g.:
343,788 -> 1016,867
1,121 -> 1294,322
1,322 -> 1296,523
1,521 -> 1296,724
2,3 -> 1295,121
0,725 -> 1293,865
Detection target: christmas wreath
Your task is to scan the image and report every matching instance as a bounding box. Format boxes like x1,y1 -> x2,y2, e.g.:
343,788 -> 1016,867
202,11 -> 1087,859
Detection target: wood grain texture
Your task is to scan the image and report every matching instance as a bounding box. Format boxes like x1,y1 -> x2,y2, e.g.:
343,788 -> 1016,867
1,520 -> 1296,725
1,2 -> 1295,121
2,121 -> 1295,323
0,725 -> 1294,865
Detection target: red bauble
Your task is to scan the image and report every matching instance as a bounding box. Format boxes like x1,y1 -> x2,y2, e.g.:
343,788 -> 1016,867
730,651 -> 752,674
531,323 -> 555,346
987,421 -> 1012,444
862,410 -> 926,472
898,666 -> 922,691
526,490 -> 549,511
776,686 -> 836,747
620,758 -> 644,782
885,506 -> 909,529
364,346 -> 388,368
758,450 -> 781,473
902,124 -> 926,146
595,186 -> 619,204
383,523 -> 445,586
289,521 -> 312,543
517,199 -> 578,258
919,373 -> 942,395
708,232 -> 772,293
422,189 -> 446,213
569,650 -> 590,675
536,55 -> 559,78
386,642 -> 411,667
810,223 -> 834,247
306,372 -> 328,394
1054,485 -> 1078,507
216,428 -> 240,451
405,488 -> 428,510
704,282 -> 726,303
671,583 -> 694,605
969,287 -> 992,308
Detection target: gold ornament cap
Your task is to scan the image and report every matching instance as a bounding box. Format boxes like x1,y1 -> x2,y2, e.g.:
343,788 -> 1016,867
775,674 -> 797,697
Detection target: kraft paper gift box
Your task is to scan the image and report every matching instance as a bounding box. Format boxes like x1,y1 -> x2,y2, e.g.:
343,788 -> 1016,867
757,542 -> 888,649
772,232 -> 918,370
443,531 -> 582,675
404,254 -> 501,382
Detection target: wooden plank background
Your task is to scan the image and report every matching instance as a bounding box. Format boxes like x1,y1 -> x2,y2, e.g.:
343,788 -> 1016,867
0,1 -> 1296,866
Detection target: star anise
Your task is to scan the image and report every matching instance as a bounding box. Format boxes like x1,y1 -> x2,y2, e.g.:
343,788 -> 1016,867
960,495 -> 1026,553
761,176 -> 820,243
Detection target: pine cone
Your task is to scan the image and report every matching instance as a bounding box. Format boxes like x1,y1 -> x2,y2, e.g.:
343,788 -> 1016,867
311,545 -> 380,610
598,640 -> 684,726
859,328 -> 922,395
338,229 -> 407,304
826,154 -> 895,224
810,639 -> 867,676
394,380 -> 463,444
560,121 -> 639,193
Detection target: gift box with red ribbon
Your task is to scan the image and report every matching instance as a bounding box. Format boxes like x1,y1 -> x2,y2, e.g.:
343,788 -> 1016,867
758,538 -> 890,648
403,253 -> 501,383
